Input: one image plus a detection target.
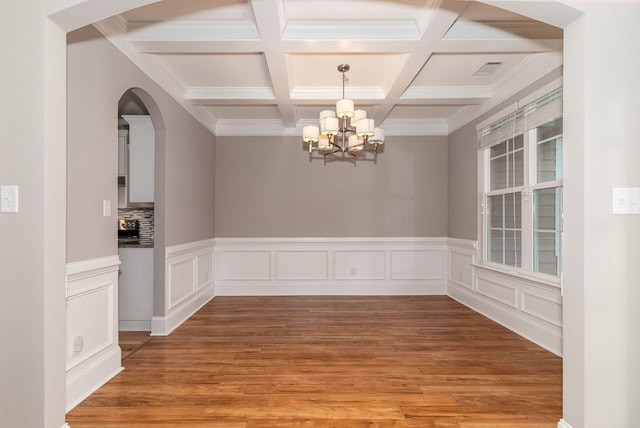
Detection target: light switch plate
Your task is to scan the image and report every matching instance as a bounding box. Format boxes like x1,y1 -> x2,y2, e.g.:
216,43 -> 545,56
103,199 -> 111,217
0,185 -> 19,213
612,187 -> 640,214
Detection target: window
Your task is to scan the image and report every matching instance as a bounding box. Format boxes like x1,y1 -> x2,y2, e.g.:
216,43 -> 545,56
478,87 -> 563,278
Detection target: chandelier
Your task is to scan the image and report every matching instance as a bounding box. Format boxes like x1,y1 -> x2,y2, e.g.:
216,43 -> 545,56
302,64 -> 385,163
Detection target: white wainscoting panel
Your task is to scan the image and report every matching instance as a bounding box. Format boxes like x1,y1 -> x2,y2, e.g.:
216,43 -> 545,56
276,250 -> 329,280
151,239 -> 215,336
218,250 -> 271,280
476,275 -> 518,308
334,250 -> 386,280
169,258 -> 195,308
215,238 -> 448,296
446,238 -> 563,356
391,249 -> 444,280
65,255 -> 122,412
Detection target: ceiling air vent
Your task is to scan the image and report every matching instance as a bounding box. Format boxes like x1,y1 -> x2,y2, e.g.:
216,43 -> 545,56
473,61 -> 504,76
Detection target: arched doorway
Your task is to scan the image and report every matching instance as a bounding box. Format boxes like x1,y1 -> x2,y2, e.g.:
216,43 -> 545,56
116,88 -> 165,355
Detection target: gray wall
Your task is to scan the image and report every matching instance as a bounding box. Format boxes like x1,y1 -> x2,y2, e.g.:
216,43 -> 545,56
447,122 -> 478,240
66,26 -> 216,263
1,5 -> 67,427
215,136 -> 448,237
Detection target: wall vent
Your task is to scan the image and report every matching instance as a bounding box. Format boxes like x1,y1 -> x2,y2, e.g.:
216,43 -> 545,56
474,61 -> 504,76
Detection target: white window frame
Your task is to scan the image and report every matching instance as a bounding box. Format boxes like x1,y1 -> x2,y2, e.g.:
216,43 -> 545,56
476,80 -> 563,287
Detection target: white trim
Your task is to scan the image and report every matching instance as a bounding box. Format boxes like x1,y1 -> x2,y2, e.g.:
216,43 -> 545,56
446,239 -> 562,356
215,237 -> 448,296
557,419 -> 574,428
65,255 -> 122,411
152,239 -> 216,336
65,346 -> 123,412
165,237 -> 215,257
151,284 -> 215,336
66,255 -> 120,287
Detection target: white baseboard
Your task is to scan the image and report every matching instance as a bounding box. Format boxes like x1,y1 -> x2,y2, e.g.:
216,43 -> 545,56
558,419 -> 573,428
65,345 -> 123,412
151,284 -> 215,336
215,237 -> 448,296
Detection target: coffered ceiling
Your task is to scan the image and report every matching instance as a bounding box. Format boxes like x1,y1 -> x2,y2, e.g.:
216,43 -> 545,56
94,0 -> 563,137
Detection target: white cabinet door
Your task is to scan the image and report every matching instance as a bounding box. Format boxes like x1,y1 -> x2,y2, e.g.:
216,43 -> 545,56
117,129 -> 128,176
122,115 -> 154,203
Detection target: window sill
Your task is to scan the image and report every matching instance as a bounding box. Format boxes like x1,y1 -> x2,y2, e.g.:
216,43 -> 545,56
471,262 -> 562,289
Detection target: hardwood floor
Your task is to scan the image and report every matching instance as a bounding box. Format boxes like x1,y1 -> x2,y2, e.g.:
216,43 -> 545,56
119,331 -> 153,360
67,296 -> 562,427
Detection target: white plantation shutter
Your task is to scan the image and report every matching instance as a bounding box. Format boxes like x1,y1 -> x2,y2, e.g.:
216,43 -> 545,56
478,87 -> 563,150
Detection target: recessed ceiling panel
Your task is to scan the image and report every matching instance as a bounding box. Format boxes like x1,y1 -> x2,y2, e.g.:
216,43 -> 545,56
160,53 -> 271,87
412,53 -> 529,86
288,54 -> 407,95
282,0 -> 431,21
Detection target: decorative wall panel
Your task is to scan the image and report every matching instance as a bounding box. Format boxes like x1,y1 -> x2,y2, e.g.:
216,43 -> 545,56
65,256 -> 122,412
446,239 -> 562,356
215,238 -> 448,295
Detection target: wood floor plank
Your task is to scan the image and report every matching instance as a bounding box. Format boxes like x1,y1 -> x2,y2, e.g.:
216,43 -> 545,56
66,296 -> 561,427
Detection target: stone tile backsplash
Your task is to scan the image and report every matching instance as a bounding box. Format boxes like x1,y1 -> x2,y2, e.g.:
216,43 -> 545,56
118,208 -> 154,247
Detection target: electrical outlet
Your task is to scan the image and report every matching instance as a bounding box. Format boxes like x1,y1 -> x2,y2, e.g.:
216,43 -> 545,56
72,336 -> 84,355
0,185 -> 19,213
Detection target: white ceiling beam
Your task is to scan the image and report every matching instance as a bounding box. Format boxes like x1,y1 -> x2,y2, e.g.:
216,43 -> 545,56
249,0 -> 295,128
372,0 -> 468,126
48,0 -> 160,32
478,1 -> 582,29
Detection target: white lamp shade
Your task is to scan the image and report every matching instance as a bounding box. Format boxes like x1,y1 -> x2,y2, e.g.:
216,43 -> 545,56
319,110 -> 336,120
318,135 -> 331,150
370,127 -> 385,144
352,109 -> 367,125
302,125 -> 319,143
320,117 -> 339,135
348,135 -> 364,152
336,99 -> 354,118
356,118 -> 375,137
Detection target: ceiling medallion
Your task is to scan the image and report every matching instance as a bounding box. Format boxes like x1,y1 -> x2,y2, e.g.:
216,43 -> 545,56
302,64 -> 385,164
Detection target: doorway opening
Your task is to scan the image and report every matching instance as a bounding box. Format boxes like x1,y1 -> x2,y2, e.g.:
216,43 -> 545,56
117,89 -> 157,357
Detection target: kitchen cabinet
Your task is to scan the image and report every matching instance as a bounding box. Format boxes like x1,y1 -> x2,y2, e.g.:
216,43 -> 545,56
121,115 -> 154,203
118,247 -> 153,331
